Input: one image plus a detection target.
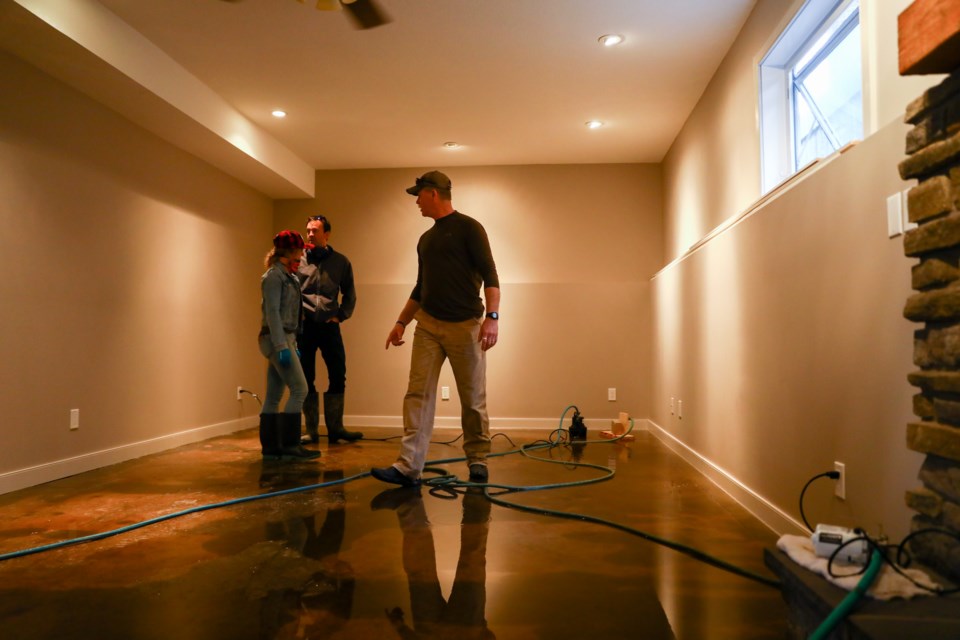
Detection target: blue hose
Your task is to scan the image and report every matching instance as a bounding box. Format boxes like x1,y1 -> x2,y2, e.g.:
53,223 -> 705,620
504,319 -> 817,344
0,405 -> 613,562
0,407 -> 778,589
0,471 -> 371,562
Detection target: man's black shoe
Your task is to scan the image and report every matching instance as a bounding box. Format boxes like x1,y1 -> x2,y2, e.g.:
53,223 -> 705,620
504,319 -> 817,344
371,466 -> 420,487
468,463 -> 489,483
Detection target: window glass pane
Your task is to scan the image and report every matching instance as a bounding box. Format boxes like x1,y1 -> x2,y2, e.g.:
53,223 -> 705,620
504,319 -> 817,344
793,90 -> 833,168
793,1 -> 859,76
759,0 -> 863,194
795,23 -> 862,150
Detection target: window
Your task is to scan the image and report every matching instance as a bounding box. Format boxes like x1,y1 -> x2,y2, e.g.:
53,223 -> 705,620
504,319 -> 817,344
759,0 -> 862,193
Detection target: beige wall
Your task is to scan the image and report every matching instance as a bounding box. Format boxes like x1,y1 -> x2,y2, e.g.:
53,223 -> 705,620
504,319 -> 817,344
655,0 -> 941,539
0,52 -> 272,492
662,0 -> 940,264
274,164 -> 662,427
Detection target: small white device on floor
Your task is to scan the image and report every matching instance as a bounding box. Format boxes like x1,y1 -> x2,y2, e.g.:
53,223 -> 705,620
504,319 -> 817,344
812,524 -> 869,565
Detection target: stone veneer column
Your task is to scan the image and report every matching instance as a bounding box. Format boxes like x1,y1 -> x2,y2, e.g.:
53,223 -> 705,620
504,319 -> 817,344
899,0 -> 960,584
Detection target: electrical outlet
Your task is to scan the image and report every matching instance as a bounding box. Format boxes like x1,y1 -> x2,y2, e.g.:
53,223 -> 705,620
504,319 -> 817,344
608,387 -> 616,401
441,386 -> 450,401
70,408 -> 80,430
834,461 -> 846,500
237,386 -> 243,401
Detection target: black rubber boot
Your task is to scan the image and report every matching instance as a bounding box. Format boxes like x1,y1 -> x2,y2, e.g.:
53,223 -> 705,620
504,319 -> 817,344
324,393 -> 363,443
259,413 -> 282,461
301,392 -> 320,444
279,413 -> 321,460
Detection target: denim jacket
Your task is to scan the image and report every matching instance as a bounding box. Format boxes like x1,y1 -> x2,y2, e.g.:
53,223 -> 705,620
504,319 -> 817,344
261,262 -> 302,352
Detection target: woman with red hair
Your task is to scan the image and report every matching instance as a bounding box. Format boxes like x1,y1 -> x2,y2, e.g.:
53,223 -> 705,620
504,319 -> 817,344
257,230 -> 320,461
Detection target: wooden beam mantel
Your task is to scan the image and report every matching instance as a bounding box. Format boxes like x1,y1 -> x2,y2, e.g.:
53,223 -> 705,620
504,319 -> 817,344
900,0 -> 960,75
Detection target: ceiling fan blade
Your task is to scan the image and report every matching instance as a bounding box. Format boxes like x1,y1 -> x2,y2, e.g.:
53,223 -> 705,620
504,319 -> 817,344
341,0 -> 391,29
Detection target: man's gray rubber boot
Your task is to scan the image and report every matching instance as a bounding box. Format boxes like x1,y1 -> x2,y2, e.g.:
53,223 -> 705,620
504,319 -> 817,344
324,393 -> 363,443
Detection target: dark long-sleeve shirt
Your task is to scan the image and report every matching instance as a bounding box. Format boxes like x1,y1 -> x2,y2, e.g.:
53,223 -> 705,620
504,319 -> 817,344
411,211 -> 499,322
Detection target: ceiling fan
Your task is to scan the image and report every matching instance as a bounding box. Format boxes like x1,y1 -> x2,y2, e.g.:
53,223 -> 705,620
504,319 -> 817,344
310,0 -> 391,29
219,0 -> 391,30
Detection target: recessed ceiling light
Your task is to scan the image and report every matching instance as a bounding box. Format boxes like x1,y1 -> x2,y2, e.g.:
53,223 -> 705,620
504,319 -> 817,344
585,120 -> 604,129
443,141 -> 461,149
271,110 -> 287,118
598,34 -> 624,47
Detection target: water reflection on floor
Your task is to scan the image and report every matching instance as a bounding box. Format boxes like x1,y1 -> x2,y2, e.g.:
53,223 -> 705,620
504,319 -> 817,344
0,427 -> 787,639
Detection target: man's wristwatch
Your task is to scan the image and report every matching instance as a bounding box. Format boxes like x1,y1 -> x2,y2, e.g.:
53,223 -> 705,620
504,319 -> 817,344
485,312 -> 499,320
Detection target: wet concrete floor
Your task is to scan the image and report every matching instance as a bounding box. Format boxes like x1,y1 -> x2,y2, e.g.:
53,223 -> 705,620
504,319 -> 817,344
0,427 -> 787,639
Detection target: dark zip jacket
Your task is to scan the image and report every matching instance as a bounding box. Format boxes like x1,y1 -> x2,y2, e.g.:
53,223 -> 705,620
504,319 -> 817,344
298,244 -> 357,323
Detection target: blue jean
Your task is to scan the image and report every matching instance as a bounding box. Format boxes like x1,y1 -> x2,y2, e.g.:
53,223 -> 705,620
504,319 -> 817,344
258,332 -> 308,414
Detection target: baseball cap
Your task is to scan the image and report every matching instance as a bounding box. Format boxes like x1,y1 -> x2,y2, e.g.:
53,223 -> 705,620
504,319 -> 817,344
406,170 -> 452,195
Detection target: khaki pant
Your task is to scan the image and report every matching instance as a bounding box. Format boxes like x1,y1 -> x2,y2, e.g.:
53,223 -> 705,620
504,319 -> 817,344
394,311 -> 490,478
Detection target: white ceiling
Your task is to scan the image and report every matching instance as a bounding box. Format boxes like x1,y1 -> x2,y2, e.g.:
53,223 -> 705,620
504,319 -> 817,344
3,0 -> 757,195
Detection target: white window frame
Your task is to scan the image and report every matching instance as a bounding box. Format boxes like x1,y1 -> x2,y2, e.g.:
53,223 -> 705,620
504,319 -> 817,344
759,0 -> 862,194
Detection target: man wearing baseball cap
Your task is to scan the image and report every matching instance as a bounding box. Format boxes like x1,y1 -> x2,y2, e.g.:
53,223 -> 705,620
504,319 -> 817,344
374,170 -> 500,487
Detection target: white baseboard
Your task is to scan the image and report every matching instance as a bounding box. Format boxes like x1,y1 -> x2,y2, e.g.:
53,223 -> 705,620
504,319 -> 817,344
344,415 -> 640,432
0,416 -> 258,496
645,419 -> 806,536
1,413 -> 643,496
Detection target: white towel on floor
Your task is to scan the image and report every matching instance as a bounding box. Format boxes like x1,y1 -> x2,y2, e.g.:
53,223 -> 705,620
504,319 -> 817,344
777,534 -> 940,600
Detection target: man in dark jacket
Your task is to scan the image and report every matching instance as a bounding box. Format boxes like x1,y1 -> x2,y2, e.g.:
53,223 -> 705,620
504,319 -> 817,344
297,215 -> 363,444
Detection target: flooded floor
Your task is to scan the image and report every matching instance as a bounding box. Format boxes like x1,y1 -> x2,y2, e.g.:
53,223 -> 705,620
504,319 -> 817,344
0,427 -> 788,639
